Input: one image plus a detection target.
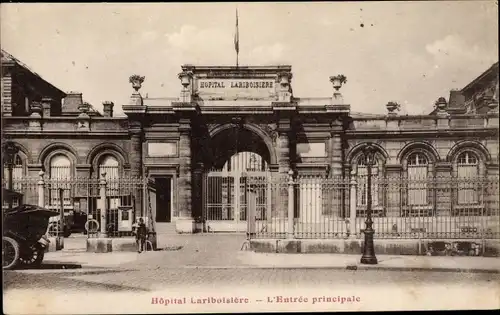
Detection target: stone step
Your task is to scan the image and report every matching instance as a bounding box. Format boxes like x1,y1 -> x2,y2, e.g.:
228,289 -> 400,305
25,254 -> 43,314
155,222 -> 178,234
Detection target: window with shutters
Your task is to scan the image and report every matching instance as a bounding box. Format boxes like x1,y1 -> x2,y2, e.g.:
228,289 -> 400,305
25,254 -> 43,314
457,151 -> 479,205
49,154 -> 72,207
407,153 -> 428,205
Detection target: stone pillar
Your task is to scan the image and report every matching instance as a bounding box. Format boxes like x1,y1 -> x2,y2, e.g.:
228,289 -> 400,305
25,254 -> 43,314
2,67 -> 13,116
277,121 -> 291,218
99,173 -> 108,237
349,170 -> 357,238
38,171 -> 45,207
330,119 -> 343,177
287,170 -> 295,239
435,97 -> 450,130
192,162 -> 204,220
130,125 -> 143,220
29,101 -> 42,130
176,119 -> 195,233
487,101 -> 499,128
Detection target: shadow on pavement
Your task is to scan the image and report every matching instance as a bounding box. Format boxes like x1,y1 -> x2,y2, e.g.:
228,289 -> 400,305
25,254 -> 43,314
154,245 -> 183,251
15,262 -> 83,270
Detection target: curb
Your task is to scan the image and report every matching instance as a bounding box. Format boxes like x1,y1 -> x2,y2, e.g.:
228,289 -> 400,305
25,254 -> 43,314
9,262 -> 499,273
129,265 -> 500,273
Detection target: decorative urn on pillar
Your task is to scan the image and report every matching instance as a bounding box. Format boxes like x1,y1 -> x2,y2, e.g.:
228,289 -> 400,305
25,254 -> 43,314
435,97 -> 448,115
386,101 -> 401,116
28,101 -> 43,130
30,101 -> 43,117
330,74 -> 347,91
128,75 -> 145,106
178,71 -> 193,88
76,102 -> 91,130
329,74 -> 347,105
276,72 -> 293,102
277,72 -> 292,87
178,71 -> 193,103
129,74 -> 145,92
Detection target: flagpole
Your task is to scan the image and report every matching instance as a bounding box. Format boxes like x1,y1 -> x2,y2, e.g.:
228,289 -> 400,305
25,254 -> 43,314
235,8 -> 239,68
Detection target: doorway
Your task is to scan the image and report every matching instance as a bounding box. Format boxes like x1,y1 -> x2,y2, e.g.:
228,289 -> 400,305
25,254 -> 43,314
155,177 -> 172,223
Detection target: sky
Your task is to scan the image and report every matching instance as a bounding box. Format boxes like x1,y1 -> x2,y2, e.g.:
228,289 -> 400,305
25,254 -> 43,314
1,2 -> 498,116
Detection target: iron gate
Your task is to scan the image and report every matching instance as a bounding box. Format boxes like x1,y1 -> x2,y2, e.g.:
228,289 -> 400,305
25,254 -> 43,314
202,151 -> 271,232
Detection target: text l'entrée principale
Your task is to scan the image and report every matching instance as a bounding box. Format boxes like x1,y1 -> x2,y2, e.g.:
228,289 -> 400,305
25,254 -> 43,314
151,295 -> 361,306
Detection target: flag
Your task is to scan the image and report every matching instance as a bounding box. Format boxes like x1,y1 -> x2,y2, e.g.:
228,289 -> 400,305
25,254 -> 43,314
234,9 -> 239,54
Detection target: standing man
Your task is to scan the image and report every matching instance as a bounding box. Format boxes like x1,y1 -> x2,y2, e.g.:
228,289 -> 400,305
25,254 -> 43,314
135,218 -> 148,253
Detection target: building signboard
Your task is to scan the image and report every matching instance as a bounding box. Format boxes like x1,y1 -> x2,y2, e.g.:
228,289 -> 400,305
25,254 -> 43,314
196,78 -> 277,101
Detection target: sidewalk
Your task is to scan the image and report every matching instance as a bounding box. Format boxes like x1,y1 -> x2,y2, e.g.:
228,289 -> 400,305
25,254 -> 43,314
37,233 -> 500,273
238,252 -> 500,273
39,249 -> 500,273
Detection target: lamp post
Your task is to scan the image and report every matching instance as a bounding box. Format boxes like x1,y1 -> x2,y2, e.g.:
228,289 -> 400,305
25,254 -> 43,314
3,142 -> 19,209
360,143 -> 378,265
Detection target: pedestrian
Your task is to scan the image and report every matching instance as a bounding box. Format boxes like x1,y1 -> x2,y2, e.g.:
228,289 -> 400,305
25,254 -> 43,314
135,218 -> 147,253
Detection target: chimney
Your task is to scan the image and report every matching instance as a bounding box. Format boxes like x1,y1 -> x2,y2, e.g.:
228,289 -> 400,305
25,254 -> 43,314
41,97 -> 53,117
103,101 -> 114,117
63,92 -> 83,114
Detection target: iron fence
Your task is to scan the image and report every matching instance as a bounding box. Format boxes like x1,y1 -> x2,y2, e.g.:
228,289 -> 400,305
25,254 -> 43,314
250,174 -> 500,240
5,175 -> 149,238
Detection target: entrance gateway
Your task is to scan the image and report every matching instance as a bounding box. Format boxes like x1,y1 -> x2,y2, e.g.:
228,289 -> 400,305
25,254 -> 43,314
134,65 -> 349,233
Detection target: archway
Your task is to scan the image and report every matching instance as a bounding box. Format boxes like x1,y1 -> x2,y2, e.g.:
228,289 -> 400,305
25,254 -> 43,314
202,126 -> 273,232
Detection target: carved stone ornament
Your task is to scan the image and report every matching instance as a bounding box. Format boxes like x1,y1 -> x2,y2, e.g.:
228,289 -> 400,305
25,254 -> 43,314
262,123 -> 278,144
386,101 -> 401,114
129,75 -> 145,92
178,71 -> 193,88
329,74 -> 347,91
435,97 -> 447,111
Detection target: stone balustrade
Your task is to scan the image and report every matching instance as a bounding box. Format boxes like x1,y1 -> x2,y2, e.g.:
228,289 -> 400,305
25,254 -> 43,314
351,113 -> 499,131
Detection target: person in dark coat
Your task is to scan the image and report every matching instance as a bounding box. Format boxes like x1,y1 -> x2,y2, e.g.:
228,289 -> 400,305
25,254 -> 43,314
135,218 -> 148,253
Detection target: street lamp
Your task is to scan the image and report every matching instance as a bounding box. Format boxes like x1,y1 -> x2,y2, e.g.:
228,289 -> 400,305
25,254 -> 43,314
3,142 -> 20,209
360,143 -> 378,265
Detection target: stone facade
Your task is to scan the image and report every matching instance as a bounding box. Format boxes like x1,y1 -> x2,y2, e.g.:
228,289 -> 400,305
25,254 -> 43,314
2,50 -> 499,237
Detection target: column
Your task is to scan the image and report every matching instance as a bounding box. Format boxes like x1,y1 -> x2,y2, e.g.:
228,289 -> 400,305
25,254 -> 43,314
349,170 -> 357,238
130,127 -> 143,220
99,173 -> 108,237
38,171 -> 45,207
176,118 -> 195,233
278,131 -> 290,174
277,120 -> 291,219
330,118 -> 343,177
192,162 -> 204,220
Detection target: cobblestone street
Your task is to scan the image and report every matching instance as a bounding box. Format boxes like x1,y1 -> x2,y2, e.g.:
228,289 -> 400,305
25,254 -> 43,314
4,266 -> 499,313
4,233 -> 500,313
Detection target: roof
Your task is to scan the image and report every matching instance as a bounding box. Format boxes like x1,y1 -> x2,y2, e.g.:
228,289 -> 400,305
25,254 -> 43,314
461,62 -> 499,93
1,49 -> 66,97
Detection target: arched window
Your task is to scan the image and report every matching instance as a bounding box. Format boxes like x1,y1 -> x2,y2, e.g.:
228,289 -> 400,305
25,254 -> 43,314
457,151 -> 479,204
2,154 -> 24,185
98,155 -> 120,181
356,155 -> 380,209
49,154 -> 72,206
97,155 -> 121,211
2,154 -> 24,208
407,153 -> 428,205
